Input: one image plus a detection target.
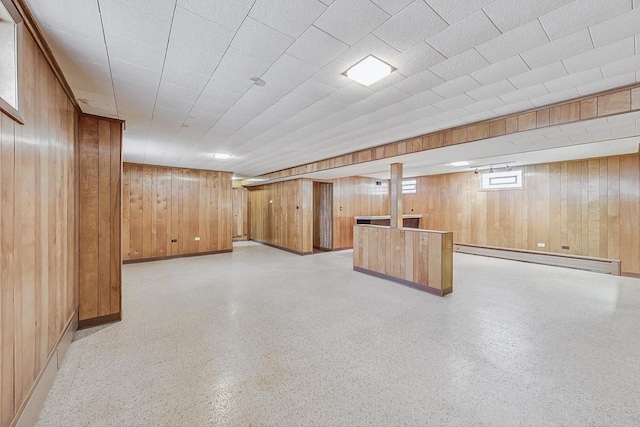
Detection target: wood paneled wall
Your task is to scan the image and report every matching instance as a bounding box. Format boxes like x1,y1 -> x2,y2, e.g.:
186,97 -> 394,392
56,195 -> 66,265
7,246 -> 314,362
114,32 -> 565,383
0,26 -> 77,427
248,179 -> 313,254
313,182 -> 332,250
354,226 -> 453,296
404,153 -> 640,274
331,176 -> 389,249
78,115 -> 122,325
233,187 -> 248,241
122,163 -> 233,261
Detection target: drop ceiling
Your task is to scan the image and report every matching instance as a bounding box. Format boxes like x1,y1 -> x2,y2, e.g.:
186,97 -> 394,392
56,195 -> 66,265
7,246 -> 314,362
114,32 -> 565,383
24,0 -> 640,178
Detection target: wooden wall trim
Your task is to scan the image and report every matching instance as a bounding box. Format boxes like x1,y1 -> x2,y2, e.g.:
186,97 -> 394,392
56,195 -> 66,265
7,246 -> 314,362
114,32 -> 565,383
122,249 -> 232,264
241,83 -> 640,183
11,0 -> 81,114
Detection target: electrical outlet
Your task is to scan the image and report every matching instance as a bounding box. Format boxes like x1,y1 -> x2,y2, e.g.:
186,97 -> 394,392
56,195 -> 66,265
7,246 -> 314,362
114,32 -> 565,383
562,245 -> 570,250
195,237 -> 200,241
537,243 -> 545,248
171,239 -> 177,243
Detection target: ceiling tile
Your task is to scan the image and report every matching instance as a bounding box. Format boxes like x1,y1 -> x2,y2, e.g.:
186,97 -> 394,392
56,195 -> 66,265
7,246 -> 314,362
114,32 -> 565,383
539,0 -> 631,41
157,79 -> 200,104
205,70 -> 253,96
470,55 -> 530,85
491,100 -> 534,116
231,17 -> 295,63
215,48 -> 273,80
366,86 -> 411,106
508,61 -> 567,89
499,83 -> 548,104
429,49 -> 489,80
576,72 -> 637,96
110,59 -> 161,89
425,0 -> 494,24
432,75 -> 480,98
286,26 -> 350,68
164,7 -> 235,76
520,29 -> 593,70
177,0 -> 254,31
27,0 -> 105,43
466,79 -> 516,101
100,0 -> 173,51
404,104 -> 442,120
290,79 -> 337,100
104,32 -> 166,72
257,54 -> 319,98
563,37 -> 635,74
433,93 -> 475,111
483,0 -> 573,33
394,69 -> 444,95
426,11 -> 500,59
391,42 -> 445,77
544,67 -> 603,93
161,65 -> 210,92
329,83 -> 374,103
313,0 -> 390,45
399,90 -> 443,108
44,27 -> 109,66
601,55 -> 640,79
476,20 -> 549,64
589,7 -> 640,48
463,96 -> 506,114
373,0 -> 448,52
370,0 -> 413,15
249,0 -> 326,38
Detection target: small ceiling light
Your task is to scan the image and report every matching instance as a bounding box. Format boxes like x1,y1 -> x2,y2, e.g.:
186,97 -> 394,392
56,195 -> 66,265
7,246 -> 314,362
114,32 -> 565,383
344,55 -> 395,86
450,161 -> 470,167
213,153 -> 232,160
250,77 -> 266,86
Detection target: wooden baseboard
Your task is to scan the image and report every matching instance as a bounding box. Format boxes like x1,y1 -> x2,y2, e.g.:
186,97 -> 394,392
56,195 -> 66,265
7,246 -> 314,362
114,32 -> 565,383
78,312 -> 121,330
123,249 -> 233,264
12,308 -> 78,427
454,243 -> 621,275
249,239 -> 312,255
353,266 -> 449,297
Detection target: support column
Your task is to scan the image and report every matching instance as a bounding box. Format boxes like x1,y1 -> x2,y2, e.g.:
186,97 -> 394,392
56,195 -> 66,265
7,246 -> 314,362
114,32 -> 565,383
390,163 -> 403,229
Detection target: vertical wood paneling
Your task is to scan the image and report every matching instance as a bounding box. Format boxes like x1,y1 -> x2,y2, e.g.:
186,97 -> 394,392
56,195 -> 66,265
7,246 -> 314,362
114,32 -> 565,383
122,164 -> 233,261
331,176 -> 389,249
247,179 -> 313,254
403,153 -> 640,274
78,115 -> 122,323
1,28 -> 78,426
313,182 -> 333,250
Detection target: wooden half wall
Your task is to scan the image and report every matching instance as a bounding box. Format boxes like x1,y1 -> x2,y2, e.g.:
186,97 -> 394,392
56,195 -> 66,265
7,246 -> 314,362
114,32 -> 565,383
0,22 -> 78,427
78,115 -> 122,327
403,153 -> 640,275
122,163 -> 233,261
248,179 -> 313,254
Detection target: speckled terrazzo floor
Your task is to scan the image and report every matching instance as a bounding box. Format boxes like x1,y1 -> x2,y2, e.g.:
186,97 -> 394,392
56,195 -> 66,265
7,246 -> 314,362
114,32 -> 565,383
36,241 -> 640,426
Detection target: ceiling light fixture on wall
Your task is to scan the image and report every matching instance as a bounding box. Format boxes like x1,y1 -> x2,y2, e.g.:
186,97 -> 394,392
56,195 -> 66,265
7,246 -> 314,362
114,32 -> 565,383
450,161 -> 470,166
213,153 -> 232,160
343,55 -> 395,86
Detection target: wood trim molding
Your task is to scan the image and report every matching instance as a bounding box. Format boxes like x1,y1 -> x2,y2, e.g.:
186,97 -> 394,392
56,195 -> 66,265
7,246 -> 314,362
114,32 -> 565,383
11,0 -> 82,114
122,249 -> 233,264
77,312 -> 121,330
241,83 -> 640,184
250,239 -> 313,255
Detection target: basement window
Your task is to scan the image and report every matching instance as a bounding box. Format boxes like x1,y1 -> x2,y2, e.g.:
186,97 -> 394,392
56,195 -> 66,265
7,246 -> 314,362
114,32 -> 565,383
0,0 -> 22,123
402,179 -> 416,194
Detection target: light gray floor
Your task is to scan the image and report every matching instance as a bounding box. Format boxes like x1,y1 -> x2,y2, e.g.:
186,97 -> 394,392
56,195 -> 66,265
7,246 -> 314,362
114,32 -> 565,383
36,241 -> 640,426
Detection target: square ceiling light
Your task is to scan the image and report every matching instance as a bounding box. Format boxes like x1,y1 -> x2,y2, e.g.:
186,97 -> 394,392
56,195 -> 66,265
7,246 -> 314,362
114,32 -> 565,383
344,55 -> 396,86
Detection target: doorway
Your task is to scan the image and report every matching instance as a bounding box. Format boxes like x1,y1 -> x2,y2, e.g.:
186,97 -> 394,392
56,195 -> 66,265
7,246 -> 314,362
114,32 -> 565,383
313,181 -> 333,252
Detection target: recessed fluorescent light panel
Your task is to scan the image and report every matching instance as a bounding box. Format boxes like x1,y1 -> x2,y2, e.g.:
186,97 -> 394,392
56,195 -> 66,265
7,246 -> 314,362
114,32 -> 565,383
213,153 -> 232,160
344,55 -> 395,86
450,161 -> 470,166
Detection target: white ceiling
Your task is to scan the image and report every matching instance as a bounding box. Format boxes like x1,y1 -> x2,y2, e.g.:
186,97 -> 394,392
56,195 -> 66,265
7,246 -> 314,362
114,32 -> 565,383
24,0 -> 640,177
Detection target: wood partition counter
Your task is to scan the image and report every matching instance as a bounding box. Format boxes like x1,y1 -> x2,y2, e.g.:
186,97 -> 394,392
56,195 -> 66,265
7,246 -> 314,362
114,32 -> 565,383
355,214 -> 422,228
353,225 -> 453,296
